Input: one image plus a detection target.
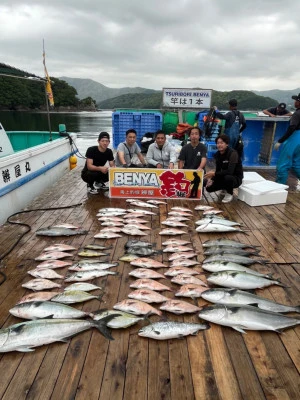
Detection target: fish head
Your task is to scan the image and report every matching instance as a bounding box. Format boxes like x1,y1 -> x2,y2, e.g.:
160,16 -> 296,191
201,289 -> 228,302
198,305 -> 228,322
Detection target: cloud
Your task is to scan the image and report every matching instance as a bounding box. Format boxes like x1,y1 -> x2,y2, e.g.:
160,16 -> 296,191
1,0 -> 299,90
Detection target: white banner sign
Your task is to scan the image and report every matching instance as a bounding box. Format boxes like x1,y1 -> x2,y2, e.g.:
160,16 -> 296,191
162,88 -> 212,109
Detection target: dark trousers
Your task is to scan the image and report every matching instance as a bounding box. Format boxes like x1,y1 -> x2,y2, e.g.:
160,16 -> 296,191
206,175 -> 241,195
81,169 -> 108,188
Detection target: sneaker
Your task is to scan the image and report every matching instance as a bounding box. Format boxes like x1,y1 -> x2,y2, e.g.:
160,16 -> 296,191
222,193 -> 233,203
215,190 -> 226,196
94,181 -> 109,191
87,186 -> 99,195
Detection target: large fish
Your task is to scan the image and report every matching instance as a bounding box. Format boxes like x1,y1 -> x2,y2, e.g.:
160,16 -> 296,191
36,227 -> 88,236
130,279 -> 171,292
138,321 -> 210,340
129,268 -> 166,280
44,244 -> 77,252
0,316 -> 117,352
195,218 -> 241,227
128,289 -> 169,303
196,224 -> 244,233
35,251 -> 73,261
171,274 -> 207,287
201,288 -> 300,313
130,258 -> 168,269
94,232 -> 122,239
93,309 -> 144,328
51,290 -> 102,304
22,279 -> 61,291
52,223 -> 79,229
202,239 -> 259,249
28,268 -> 64,280
160,299 -> 201,314
113,299 -> 162,316
203,254 -> 267,265
202,261 -> 273,278
175,284 -> 208,298
9,301 -> 93,320
127,200 -> 158,209
207,271 -> 285,289
127,208 -> 156,215
159,228 -> 187,236
198,304 -> 300,333
203,247 -> 260,257
65,270 -> 118,282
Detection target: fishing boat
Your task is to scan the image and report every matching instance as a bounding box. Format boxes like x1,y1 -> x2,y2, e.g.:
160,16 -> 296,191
0,122 -> 77,224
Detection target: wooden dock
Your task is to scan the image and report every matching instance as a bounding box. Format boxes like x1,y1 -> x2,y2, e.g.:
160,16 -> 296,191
0,167 -> 299,400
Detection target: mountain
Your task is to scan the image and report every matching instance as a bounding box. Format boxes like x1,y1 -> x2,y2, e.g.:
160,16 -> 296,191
252,88 -> 300,107
98,89 -> 278,110
59,77 -> 157,105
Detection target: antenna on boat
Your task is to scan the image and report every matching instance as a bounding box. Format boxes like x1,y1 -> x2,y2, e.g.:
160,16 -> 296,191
43,39 -> 54,141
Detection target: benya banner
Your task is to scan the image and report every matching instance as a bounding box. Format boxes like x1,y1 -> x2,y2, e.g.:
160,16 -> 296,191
109,168 -> 204,200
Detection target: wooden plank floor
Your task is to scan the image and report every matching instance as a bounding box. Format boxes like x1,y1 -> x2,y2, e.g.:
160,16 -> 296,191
0,167 -> 299,400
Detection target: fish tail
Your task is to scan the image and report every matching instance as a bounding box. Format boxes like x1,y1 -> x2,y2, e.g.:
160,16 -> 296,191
93,314 -> 121,340
294,306 -> 300,313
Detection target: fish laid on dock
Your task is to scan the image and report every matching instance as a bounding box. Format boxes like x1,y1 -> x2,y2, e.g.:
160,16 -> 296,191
63,283 -> 102,292
207,271 -> 285,289
36,227 -> 88,236
159,228 -> 187,236
130,258 -> 168,269
93,309 -> 145,328
0,316 -> 117,352
128,289 -> 169,303
65,270 -> 118,282
35,251 -> 73,261
17,291 -> 61,304
175,284 -> 208,298
196,224 -> 245,233
129,268 -> 166,280
138,321 -> 210,340
27,268 -> 64,280
198,304 -> 300,333
51,290 -> 102,304
130,278 -> 171,292
160,299 -> 201,314
35,260 -> 72,269
171,274 -> 207,287
113,299 -> 162,316
202,238 -> 259,249
22,278 -> 61,291
44,244 -> 77,252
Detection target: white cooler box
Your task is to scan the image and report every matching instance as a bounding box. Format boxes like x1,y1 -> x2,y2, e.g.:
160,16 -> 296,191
238,180 -> 288,206
242,171 -> 266,185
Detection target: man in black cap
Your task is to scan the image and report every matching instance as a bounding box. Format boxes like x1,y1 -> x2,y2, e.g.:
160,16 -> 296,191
263,103 -> 292,117
274,93 -> 300,184
213,99 -> 247,149
81,132 -> 115,194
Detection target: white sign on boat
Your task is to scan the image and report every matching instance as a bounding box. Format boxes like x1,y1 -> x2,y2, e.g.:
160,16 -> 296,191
162,88 -> 212,109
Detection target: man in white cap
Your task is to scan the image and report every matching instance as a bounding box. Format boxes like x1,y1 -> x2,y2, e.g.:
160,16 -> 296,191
274,93 -> 300,184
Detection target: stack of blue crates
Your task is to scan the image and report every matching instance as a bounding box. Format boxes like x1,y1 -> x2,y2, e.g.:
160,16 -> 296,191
112,111 -> 163,149
198,111 -> 219,159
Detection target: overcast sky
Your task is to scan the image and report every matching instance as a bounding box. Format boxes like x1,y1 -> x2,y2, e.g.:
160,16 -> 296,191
1,0 -> 299,91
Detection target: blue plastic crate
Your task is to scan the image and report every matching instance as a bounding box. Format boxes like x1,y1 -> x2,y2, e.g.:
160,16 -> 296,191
204,140 -> 217,159
112,111 -> 162,149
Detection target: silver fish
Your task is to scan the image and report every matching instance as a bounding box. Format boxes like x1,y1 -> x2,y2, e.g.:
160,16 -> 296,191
68,263 -> 117,272
128,200 -> 158,209
101,221 -> 124,227
203,247 -> 260,256
198,304 -> 300,333
147,199 -> 167,205
159,228 -> 187,236
161,220 -> 188,227
203,209 -> 223,215
94,232 -> 122,239
195,218 -> 240,227
9,301 -> 93,320
127,208 -> 156,215
207,271 -> 285,289
194,205 -> 214,211
84,244 -> 113,250
171,206 -> 192,213
97,216 -> 124,222
123,224 -> 151,230
51,290 -> 102,304
65,270 -> 118,282
196,224 -> 244,233
77,250 -> 109,257
138,321 -> 209,340
36,227 -> 88,236
99,227 -> 123,233
203,254 -> 267,265
98,207 -> 127,213
93,309 -> 144,328
63,283 -> 102,292
126,247 -> 159,256
52,223 -> 79,229
0,316 -> 117,352
201,288 -> 300,313
202,262 -> 272,278
202,238 -> 259,249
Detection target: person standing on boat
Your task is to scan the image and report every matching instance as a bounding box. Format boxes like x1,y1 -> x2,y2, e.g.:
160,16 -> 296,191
274,93 -> 300,185
81,132 -> 115,194
178,127 -> 207,170
263,103 -> 292,117
146,130 -> 177,169
204,134 -> 243,203
213,99 -> 247,149
115,128 -> 147,167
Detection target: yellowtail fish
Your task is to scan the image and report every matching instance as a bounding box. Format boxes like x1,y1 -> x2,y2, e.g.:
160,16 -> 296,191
138,321 -> 209,340
64,283 -> 102,292
51,290 -> 102,304
93,309 -> 144,328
